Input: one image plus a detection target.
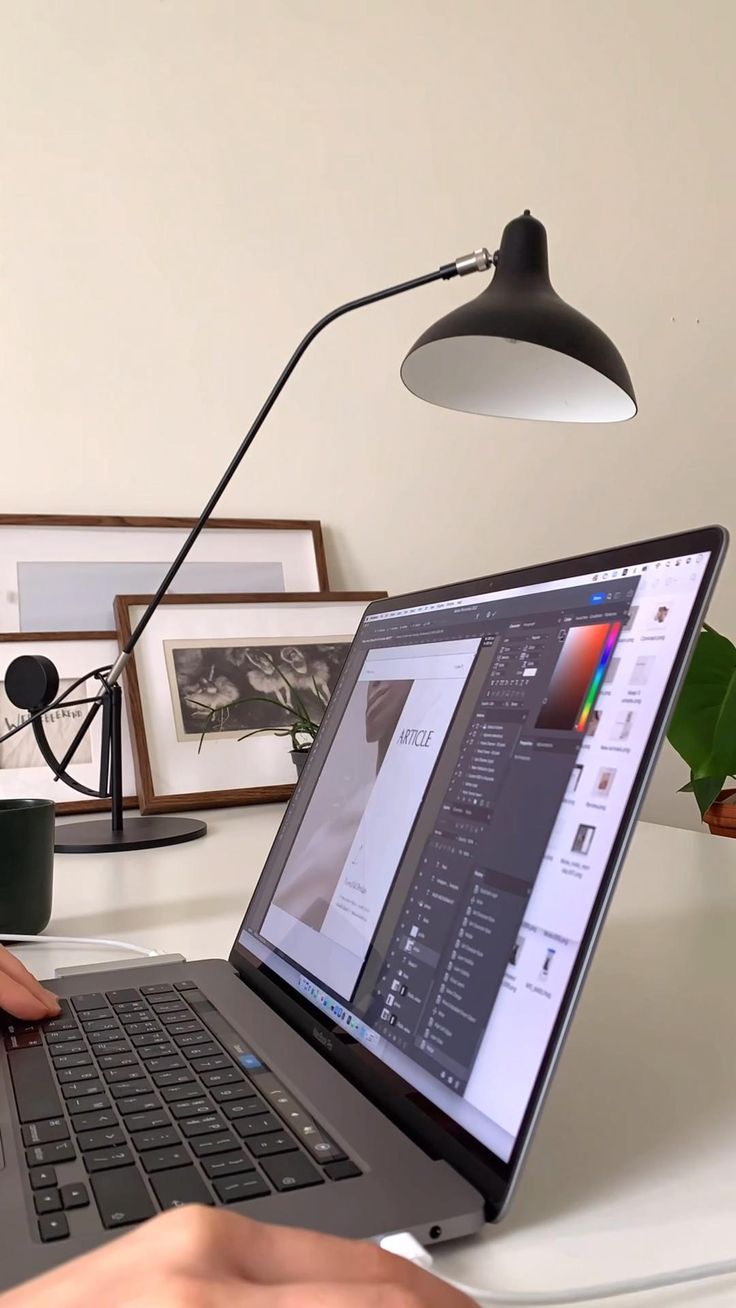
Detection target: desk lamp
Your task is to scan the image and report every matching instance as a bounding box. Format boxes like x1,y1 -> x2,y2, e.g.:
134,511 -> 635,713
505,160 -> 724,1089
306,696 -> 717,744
0,211 -> 636,854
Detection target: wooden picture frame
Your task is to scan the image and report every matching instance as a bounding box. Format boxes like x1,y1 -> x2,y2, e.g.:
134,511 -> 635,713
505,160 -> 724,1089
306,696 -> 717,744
0,515 -> 329,633
115,592 -> 386,813
0,632 -> 137,814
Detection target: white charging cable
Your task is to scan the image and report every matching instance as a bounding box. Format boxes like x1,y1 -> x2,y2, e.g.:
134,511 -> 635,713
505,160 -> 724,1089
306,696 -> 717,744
2,934 -> 160,958
380,1233 -> 736,1303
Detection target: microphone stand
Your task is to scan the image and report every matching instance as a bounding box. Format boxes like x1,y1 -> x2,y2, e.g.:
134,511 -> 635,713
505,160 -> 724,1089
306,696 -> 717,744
0,249 -> 491,854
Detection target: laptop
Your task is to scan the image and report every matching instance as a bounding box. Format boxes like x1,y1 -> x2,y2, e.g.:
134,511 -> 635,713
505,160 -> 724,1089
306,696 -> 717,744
0,524 -> 726,1291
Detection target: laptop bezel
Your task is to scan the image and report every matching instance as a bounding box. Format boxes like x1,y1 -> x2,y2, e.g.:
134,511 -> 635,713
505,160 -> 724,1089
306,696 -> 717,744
228,524 -> 727,1219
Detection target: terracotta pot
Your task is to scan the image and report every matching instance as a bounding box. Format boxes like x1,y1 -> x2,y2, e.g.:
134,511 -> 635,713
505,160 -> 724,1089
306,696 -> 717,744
703,788 -> 736,837
290,749 -> 310,778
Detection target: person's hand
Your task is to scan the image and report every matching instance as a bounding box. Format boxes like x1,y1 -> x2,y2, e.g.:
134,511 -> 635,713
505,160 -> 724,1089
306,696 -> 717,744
0,1206 -> 474,1307
0,945 -> 60,1021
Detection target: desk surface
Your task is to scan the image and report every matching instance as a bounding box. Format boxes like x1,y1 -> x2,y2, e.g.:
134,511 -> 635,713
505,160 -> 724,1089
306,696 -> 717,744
12,810 -> 736,1305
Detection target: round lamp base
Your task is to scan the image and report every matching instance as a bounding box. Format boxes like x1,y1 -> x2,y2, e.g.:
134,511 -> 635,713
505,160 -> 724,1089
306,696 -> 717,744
55,815 -> 207,854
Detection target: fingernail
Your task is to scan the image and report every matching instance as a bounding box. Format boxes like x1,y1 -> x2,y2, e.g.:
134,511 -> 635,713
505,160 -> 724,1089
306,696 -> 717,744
43,991 -> 61,1013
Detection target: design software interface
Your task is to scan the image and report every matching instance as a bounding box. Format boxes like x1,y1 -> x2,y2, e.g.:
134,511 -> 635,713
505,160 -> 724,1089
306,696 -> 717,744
240,551 -> 709,1163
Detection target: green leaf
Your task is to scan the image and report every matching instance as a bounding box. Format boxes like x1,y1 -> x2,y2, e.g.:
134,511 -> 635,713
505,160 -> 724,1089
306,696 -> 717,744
690,772 -> 727,818
668,626 -> 736,778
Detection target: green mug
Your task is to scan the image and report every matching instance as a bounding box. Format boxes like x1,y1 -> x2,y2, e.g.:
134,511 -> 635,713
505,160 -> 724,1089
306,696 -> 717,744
0,799 -> 55,936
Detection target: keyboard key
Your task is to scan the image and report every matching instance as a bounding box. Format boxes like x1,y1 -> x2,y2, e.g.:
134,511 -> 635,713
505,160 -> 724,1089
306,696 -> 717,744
150,1166 -> 213,1210
33,1187 -> 62,1214
131,1032 -> 167,1049
214,1173 -> 270,1203
173,1030 -> 208,1048
190,1055 -> 229,1074
48,1041 -> 87,1058
62,1080 -> 105,1100
77,1006 -> 112,1023
105,989 -> 141,1004
98,1053 -> 138,1071
57,1066 -> 99,1085
84,1146 -> 134,1173
149,1001 -> 187,1015
110,1002 -> 146,1015
202,1153 -> 254,1180
38,1213 -> 69,1242
72,994 -> 108,1012
142,1146 -> 191,1173
93,1040 -> 131,1056
166,1022 -> 201,1037
131,1126 -> 180,1152
117,1095 -> 162,1116
29,1165 -> 57,1190
246,1134 -> 298,1158
45,1029 -> 81,1045
159,1011 -> 191,1027
234,1113 -> 280,1139
91,1165 -> 155,1229
144,1056 -> 184,1074
26,1140 -> 76,1167
21,1118 -> 69,1147
105,1065 -> 146,1085
138,1044 -> 177,1062
261,1152 -> 323,1192
200,1068 -> 241,1089
211,1083 -> 259,1105
169,1097 -> 213,1119
88,1031 -> 124,1049
140,984 -> 174,995
179,1115 -> 225,1139
44,1017 -> 78,1033
50,1051 -> 91,1070
110,1080 -> 154,1100
65,1093 -> 110,1115
61,1182 -> 90,1209
4,1032 -> 42,1051
161,1084 -> 200,1104
81,1018 -> 119,1034
174,980 -> 197,991
222,1099 -> 266,1121
190,1133 -> 238,1159
78,1126 -> 126,1152
1,1018 -> 39,1035
152,1069 -> 195,1089
120,1021 -> 159,1036
8,1047 -> 62,1122
181,1043 -> 220,1062
125,1109 -> 170,1133
71,1109 -> 118,1133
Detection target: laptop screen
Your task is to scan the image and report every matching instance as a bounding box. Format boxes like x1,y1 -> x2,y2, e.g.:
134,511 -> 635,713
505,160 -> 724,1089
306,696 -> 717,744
236,540 -> 713,1167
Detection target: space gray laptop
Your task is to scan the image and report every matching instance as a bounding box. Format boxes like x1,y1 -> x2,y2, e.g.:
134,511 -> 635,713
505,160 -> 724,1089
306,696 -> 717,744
0,525 -> 726,1291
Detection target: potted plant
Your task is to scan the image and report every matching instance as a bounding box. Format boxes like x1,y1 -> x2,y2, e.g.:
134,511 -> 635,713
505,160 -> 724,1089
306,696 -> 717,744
190,669 -> 327,778
667,623 -> 736,836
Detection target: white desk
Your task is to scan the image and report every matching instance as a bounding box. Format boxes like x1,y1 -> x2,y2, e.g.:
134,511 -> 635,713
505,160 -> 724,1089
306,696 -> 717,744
11,811 -> 736,1305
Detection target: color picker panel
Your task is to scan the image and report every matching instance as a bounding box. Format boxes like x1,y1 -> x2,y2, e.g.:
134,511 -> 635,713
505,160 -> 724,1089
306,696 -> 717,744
535,623 -> 616,732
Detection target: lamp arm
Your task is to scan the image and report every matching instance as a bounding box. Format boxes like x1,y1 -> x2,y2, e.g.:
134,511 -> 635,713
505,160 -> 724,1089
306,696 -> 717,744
106,249 -> 492,684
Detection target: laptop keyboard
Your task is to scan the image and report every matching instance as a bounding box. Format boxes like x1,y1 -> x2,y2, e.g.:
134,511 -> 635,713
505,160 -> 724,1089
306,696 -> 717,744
2,981 -> 361,1242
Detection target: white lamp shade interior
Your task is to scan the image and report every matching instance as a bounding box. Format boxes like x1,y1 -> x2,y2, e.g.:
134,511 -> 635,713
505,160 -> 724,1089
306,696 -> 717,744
401,336 -> 637,423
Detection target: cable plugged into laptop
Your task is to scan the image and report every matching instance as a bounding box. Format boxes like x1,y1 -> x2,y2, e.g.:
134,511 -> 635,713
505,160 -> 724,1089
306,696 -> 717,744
380,1232 -> 736,1303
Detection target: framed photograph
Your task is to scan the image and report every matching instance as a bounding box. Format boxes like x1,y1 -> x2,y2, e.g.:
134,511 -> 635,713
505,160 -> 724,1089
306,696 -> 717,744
0,633 -> 137,814
0,515 -> 329,633
116,593 -> 385,813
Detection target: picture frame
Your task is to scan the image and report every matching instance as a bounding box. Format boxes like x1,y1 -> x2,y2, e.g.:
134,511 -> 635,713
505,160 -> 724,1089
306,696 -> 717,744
0,515 -> 329,633
115,592 -> 386,813
0,633 -> 137,814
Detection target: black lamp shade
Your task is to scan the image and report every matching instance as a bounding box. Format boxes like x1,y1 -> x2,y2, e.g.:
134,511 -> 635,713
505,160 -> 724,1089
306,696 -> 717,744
401,213 -> 637,423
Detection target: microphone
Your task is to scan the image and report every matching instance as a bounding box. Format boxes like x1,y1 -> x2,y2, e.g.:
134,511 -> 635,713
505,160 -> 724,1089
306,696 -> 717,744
5,655 -> 60,712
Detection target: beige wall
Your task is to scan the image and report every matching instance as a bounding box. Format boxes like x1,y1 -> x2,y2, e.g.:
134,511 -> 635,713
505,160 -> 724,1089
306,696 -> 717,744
1,0 -> 734,831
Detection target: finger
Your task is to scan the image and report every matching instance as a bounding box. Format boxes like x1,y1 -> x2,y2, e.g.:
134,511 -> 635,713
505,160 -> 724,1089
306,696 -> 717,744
232,1282 -> 431,1308
0,971 -> 55,1021
0,946 -> 60,1014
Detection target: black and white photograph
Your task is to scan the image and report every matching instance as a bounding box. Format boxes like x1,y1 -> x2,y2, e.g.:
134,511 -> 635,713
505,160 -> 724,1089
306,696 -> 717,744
165,638 -> 351,742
